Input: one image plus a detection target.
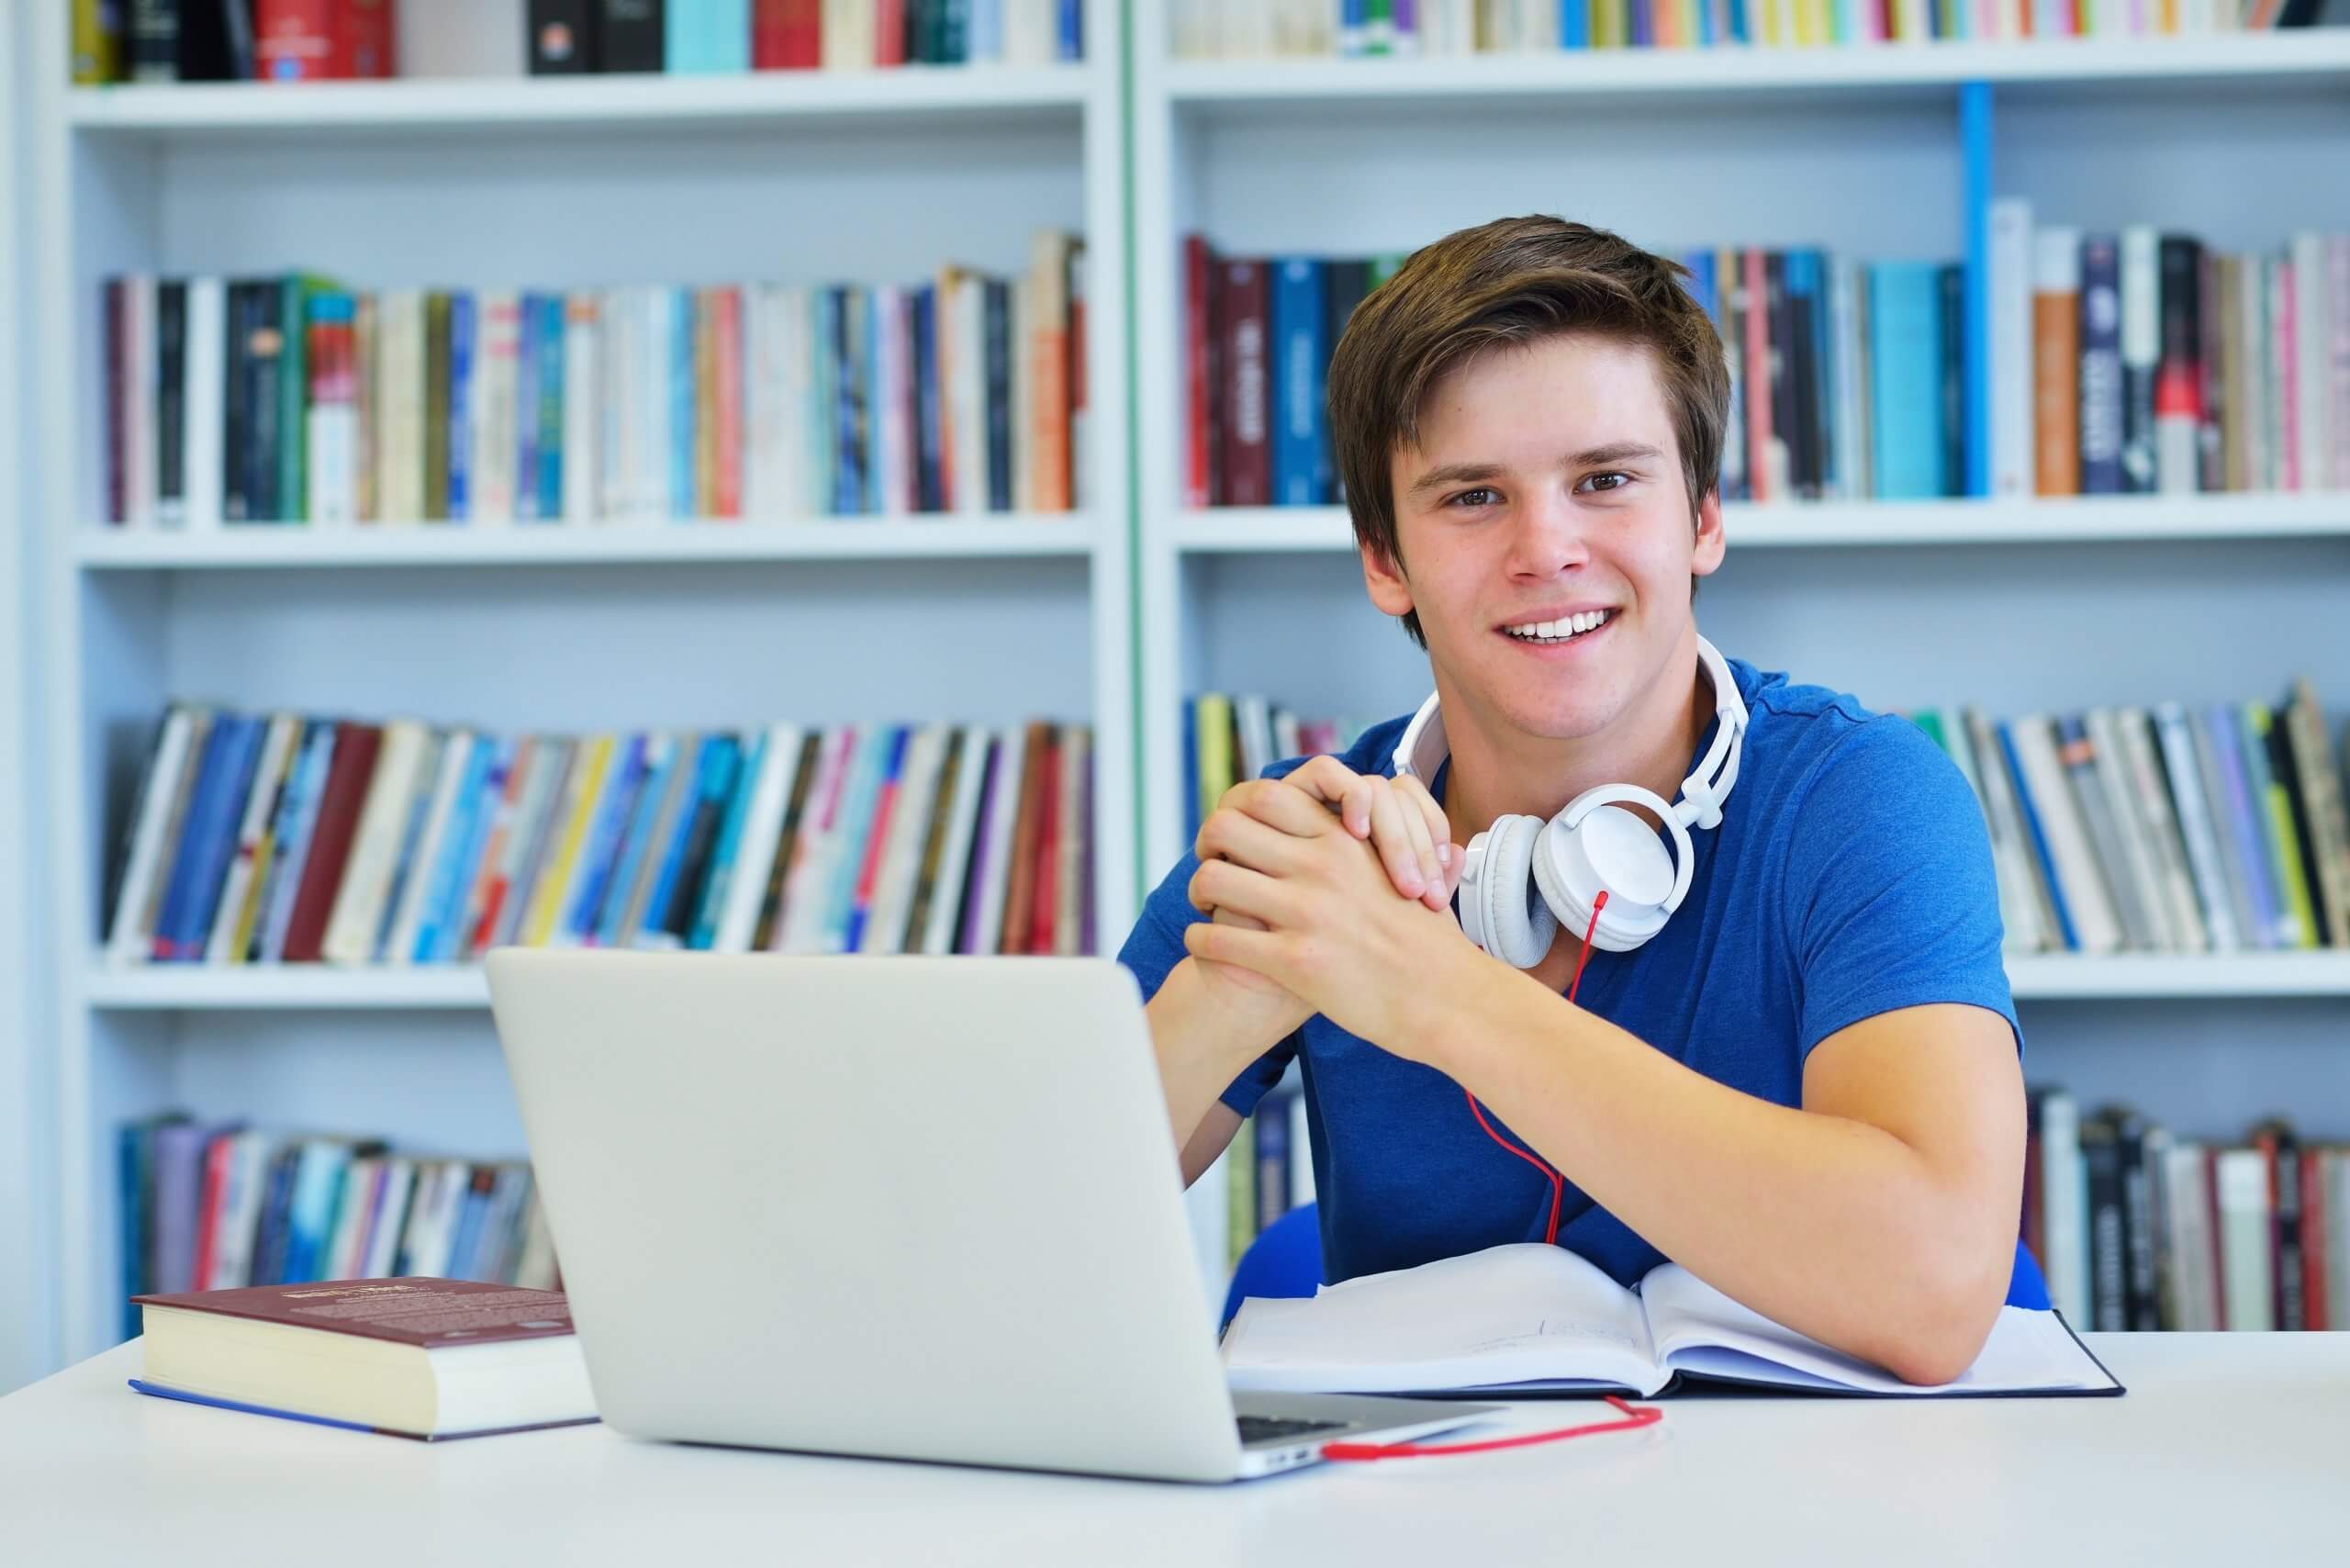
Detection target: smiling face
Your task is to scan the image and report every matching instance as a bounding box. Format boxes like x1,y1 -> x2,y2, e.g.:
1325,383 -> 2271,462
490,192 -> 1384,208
1363,331 -> 1726,751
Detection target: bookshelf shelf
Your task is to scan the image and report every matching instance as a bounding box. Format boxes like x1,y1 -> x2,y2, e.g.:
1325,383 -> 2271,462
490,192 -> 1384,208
1172,496 -> 2350,554
73,516 -> 1099,570
1165,35 -> 2350,108
65,65 -> 1094,138
78,950 -> 2350,1013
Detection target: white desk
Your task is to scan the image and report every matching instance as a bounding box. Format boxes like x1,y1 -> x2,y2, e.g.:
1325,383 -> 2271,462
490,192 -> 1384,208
3,1335 -> 2345,1566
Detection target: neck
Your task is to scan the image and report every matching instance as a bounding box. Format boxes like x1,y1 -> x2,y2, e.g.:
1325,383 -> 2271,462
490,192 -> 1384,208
1441,626 -> 1715,842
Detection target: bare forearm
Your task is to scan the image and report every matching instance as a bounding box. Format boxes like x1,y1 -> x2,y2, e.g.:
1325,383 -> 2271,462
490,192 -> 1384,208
1408,961 -> 2010,1384
1145,958 -> 1302,1183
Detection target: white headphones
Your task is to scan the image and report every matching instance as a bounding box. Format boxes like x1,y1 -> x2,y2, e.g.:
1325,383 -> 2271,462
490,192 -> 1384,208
1393,635 -> 1748,963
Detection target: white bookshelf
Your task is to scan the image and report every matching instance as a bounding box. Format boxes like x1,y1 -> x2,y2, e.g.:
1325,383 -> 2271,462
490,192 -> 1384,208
28,0 -> 1133,1366
1132,27 -> 2350,1294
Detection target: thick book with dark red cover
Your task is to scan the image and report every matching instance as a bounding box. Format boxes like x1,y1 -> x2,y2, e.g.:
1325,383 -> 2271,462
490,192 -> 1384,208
279,722 -> 383,962
1218,260 -> 1271,508
130,1276 -> 576,1350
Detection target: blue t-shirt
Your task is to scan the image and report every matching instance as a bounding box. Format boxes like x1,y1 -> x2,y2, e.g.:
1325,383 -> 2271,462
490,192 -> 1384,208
1116,657 -> 2021,1290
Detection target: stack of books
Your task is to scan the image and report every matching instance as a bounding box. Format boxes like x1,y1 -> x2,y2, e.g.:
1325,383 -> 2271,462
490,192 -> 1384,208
104,707 -> 1098,969
98,234 -> 1087,530
116,1111 -> 554,1342
2025,1091 -> 2347,1332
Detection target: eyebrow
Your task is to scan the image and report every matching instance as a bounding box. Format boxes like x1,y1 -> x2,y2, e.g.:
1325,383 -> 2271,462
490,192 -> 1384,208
1404,442 -> 1666,498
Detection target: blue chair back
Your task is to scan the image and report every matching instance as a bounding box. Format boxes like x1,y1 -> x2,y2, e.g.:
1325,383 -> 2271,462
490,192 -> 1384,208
1220,1202 -> 2052,1328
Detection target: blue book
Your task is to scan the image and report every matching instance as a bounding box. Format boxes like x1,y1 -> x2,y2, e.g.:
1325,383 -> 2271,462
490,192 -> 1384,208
537,293 -> 565,519
912,285 -> 942,511
408,734 -> 491,963
669,0 -> 749,73
279,1141 -> 352,1284
1562,0 -> 1590,48
830,287 -> 863,515
671,288 -> 697,519
595,735 -> 679,947
1182,699 -> 1201,846
1868,262 -> 1945,500
688,731 -> 767,950
1730,0 -> 1751,42
2205,705 -> 2281,948
444,1170 -> 490,1282
146,717 -> 229,963
1997,721 -> 2078,952
423,737 -> 514,963
251,720 -> 333,963
1058,0 -> 1080,58
1271,259 -> 1327,506
566,735 -> 651,943
819,728 -> 889,954
1683,249 -> 1718,327
175,714 -> 268,961
841,727 -> 912,953
370,733 -> 443,963
447,292 -> 475,521
863,288 -> 883,514
2078,234 -> 2124,495
640,736 -> 731,948
247,1145 -> 304,1287
126,1379 -> 599,1441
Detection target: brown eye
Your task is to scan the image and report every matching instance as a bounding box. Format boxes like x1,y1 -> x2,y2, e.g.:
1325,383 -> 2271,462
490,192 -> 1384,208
1578,472 -> 1630,493
1449,487 -> 1500,508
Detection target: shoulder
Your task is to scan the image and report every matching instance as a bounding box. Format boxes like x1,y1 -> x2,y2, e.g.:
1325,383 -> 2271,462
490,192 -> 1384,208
1731,660 -> 1975,830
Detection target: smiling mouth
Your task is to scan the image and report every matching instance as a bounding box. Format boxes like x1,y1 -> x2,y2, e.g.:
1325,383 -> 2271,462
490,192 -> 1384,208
1499,610 -> 1617,646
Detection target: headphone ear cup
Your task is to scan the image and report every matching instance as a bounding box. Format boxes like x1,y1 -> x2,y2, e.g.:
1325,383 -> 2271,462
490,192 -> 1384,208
1472,813 -> 1556,969
1536,803 -> 1681,953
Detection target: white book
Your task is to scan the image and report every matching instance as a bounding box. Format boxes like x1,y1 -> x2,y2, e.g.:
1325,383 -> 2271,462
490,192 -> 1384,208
181,277 -> 226,531
949,271 -> 989,515
308,396 -> 357,528
562,293 -> 601,522
873,285 -> 912,517
1960,708 -> 2049,955
471,289 -> 520,524
2215,1148 -> 2273,1331
2009,716 -> 2122,955
859,723 -> 950,954
2291,230 -> 2330,493
383,730 -> 475,968
823,0 -> 873,68
2112,707 -> 2209,953
1224,1245 -> 2119,1398
777,728 -> 863,956
966,725 -> 1029,957
1006,0 -> 1055,62
377,290 -> 425,524
1287,1093 -> 1315,1205
324,1157 -> 383,1281
923,725 -> 995,956
744,284 -> 780,519
2084,708 -> 2175,952
2163,1142 -> 2215,1332
2151,703 -> 2241,951
320,720 -> 431,966
642,287 -> 674,522
599,288 -> 632,524
2120,225 -> 2160,496
712,722 -> 804,953
392,1163 -> 446,1276
361,1158 -> 418,1281
127,274 -> 158,528
1988,198 -> 2035,498
105,707 -> 200,967
207,1133 -> 278,1290
203,712 -> 303,965
2037,1091 -> 2088,1327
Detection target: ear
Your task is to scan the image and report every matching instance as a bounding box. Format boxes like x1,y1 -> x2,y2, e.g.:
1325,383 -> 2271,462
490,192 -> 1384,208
1690,487 -> 1726,579
1361,540 -> 1415,620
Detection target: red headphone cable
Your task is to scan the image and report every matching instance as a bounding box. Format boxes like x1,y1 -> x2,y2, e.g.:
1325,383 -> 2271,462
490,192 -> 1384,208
1460,891 -> 1606,1247
1323,1393 -> 1661,1462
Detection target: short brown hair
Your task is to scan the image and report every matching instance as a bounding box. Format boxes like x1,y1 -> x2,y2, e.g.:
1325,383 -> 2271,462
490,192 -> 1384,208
1326,215 -> 1729,647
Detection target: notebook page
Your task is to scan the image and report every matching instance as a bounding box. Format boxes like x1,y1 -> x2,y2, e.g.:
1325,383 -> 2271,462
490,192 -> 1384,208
1639,1264 -> 2121,1394
1221,1244 -> 1664,1396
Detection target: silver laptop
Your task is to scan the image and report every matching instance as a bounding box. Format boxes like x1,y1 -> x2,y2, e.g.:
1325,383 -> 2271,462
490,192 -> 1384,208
485,949 -> 1492,1483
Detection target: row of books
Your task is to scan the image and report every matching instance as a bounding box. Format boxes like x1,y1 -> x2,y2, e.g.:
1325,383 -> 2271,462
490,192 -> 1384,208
116,1110 -> 554,1342
1908,681 -> 2350,955
102,707 -> 1099,969
74,0 -> 1082,85
1182,694 -> 1372,841
1187,226 -> 2350,511
1225,1089 -> 1315,1271
1170,0 -> 2331,56
1989,213 -> 2349,498
100,238 -> 1087,531
2026,1092 -> 2347,1332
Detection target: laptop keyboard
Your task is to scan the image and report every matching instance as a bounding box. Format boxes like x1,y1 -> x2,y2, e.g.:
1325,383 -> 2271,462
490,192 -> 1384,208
1236,1414 -> 1347,1446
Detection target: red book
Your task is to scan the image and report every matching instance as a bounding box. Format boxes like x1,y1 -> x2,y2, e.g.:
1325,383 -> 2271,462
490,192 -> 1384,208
279,722 -> 383,962
876,0 -> 906,64
755,0 -> 821,67
188,1132 -> 237,1294
1026,731 -> 1060,957
1183,235 -> 1214,510
342,0 -> 397,77
713,286 -> 744,519
255,0 -> 338,80
2302,1152 -> 2328,1332
1218,259 -> 1270,508
1742,248 -> 1774,504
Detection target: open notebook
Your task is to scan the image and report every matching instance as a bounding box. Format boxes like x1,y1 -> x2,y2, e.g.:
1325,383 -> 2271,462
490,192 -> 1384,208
1222,1245 -> 2124,1399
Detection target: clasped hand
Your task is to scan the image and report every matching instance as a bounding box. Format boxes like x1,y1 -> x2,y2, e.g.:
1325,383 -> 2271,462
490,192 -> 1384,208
1184,757 -> 1475,1053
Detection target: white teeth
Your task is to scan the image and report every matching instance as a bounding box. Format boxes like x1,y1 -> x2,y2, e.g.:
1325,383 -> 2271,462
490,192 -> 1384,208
1505,610 -> 1609,643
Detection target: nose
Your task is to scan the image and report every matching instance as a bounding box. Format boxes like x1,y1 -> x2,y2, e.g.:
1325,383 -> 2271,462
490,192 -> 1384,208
1504,488 -> 1592,580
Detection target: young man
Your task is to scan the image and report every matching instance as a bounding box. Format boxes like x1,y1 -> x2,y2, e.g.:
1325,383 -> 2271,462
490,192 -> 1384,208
1120,217 -> 2026,1386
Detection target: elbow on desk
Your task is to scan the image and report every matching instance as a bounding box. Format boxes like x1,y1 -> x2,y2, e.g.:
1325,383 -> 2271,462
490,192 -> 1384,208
1872,1252 -> 2011,1388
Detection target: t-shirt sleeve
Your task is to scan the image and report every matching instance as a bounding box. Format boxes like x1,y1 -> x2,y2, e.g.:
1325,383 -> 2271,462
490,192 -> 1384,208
1113,848 -> 1300,1118
1782,716 -> 2022,1061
